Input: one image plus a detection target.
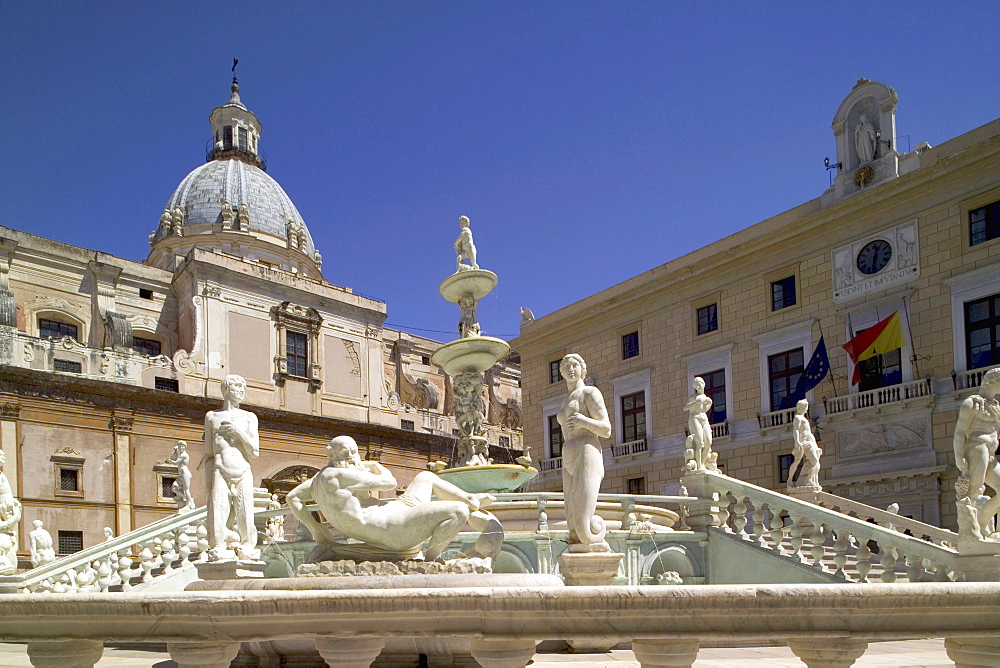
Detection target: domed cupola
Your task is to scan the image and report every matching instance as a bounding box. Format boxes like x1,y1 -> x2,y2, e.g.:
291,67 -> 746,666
148,68 -> 323,279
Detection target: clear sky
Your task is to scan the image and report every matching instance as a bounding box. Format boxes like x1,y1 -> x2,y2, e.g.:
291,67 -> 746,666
3,2 -> 998,342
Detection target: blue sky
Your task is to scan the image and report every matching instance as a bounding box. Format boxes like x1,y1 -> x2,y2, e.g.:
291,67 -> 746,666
3,2 -> 998,342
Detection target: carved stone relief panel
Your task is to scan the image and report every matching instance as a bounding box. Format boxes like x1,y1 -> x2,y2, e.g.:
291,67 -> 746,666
835,418 -> 928,462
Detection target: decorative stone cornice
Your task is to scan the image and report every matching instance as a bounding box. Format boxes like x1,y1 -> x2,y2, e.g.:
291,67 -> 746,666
0,402 -> 20,420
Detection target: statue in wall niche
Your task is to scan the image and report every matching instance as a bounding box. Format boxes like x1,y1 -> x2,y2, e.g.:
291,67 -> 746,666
29,520 -> 55,568
952,368 -> 1000,549
855,113 -> 877,164
287,436 -> 503,562
204,374 -> 260,561
0,450 -> 21,574
684,377 -> 716,471
166,440 -> 196,512
458,294 -> 481,338
557,354 -> 613,552
789,399 -> 823,490
454,215 -> 478,272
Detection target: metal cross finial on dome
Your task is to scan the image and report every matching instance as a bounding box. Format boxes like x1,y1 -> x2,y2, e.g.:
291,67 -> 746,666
232,58 -> 239,84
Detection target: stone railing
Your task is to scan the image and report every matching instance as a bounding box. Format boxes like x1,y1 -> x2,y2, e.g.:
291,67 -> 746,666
0,583 -> 995,667
757,407 -> 797,430
710,420 -> 730,439
793,489 -> 958,548
824,377 -> 933,416
0,506 -> 207,594
685,471 -> 965,583
952,365 -> 999,392
611,438 -> 647,458
539,456 -> 562,472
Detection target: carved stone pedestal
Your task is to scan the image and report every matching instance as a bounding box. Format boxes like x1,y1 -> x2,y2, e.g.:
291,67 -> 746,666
167,641 -> 241,668
944,635 -> 1000,667
27,640 -> 103,667
194,558 -> 265,580
557,551 -> 624,586
631,639 -> 699,667
315,636 -> 385,668
953,552 -> 1000,582
787,638 -> 868,667
469,637 -> 537,668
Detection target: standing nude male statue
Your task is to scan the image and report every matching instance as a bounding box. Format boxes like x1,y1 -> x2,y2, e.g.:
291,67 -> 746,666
287,436 -> 502,562
204,374 -> 260,561
953,368 -> 1000,545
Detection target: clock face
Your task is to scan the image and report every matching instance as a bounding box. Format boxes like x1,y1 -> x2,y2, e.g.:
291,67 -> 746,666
856,239 -> 892,275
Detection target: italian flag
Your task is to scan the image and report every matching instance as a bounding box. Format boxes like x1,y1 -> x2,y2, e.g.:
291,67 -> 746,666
842,311 -> 906,385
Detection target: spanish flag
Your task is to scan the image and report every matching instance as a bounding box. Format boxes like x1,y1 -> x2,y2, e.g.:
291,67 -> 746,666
842,311 -> 906,385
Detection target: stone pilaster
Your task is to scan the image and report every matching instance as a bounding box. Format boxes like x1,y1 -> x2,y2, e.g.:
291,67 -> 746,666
109,415 -> 133,536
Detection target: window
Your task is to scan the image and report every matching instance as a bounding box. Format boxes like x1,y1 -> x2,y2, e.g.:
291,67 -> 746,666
155,377 -> 179,392
771,276 -> 797,311
238,126 -> 248,152
768,348 -> 804,411
778,454 -> 797,484
970,200 -> 1000,246
59,468 -> 79,492
549,360 -> 563,384
697,304 -> 718,335
132,336 -> 161,357
498,435 -> 511,448
162,476 -> 177,498
139,288 -> 153,300
621,391 -> 647,442
547,414 -> 563,458
57,530 -> 84,555
627,477 -> 646,496
286,331 -> 308,377
699,368 -> 727,424
965,293 -> 1000,370
857,347 -> 902,391
223,125 -> 233,149
53,359 -> 82,374
452,429 -> 462,437
400,419 -> 415,431
622,331 -> 639,359
39,319 -> 78,340
421,355 -> 431,365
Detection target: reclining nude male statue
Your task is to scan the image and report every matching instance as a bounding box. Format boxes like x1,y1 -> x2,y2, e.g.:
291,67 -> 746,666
287,436 -> 503,562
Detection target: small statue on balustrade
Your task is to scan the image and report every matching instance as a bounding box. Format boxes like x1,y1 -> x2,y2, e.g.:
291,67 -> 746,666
684,377 -> 716,471
788,399 -> 822,490
166,440 -> 196,512
29,520 -> 56,568
952,368 -> 1000,553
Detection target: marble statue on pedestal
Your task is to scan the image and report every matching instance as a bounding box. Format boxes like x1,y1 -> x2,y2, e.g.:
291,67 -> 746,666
454,370 -> 490,466
789,399 -> 822,490
454,215 -> 478,272
204,374 -> 260,561
166,440 -> 196,512
287,436 -> 502,561
557,354 -> 612,552
855,113 -> 877,164
0,450 -> 21,574
952,368 -> 1000,551
684,377 -> 716,471
29,520 -> 55,568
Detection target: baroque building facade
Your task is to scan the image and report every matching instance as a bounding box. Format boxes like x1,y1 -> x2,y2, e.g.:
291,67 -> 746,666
514,80 -> 1000,531
0,80 -> 522,562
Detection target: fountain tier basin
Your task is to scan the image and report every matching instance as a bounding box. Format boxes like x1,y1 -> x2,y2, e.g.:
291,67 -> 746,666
439,269 -> 498,302
430,337 -> 510,375
436,464 -> 538,493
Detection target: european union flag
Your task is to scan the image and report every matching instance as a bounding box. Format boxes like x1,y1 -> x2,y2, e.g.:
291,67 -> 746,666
791,336 -> 830,403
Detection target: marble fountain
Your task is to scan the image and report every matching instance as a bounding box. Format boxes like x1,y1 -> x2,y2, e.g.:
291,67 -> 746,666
0,218 -> 997,668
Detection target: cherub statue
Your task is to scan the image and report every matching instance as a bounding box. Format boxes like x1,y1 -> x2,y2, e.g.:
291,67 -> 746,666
454,215 -> 478,272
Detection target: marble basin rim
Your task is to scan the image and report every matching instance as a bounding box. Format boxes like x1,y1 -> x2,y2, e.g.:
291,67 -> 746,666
439,269 -> 498,302
435,464 -> 538,493
430,337 -> 510,376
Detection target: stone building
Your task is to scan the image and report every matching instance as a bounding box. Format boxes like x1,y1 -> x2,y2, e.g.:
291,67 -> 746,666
0,79 -> 522,561
514,80 -> 999,530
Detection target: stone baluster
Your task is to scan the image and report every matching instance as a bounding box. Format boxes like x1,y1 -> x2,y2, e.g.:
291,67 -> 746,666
96,558 -> 113,593
116,546 -> 134,591
832,530 -> 850,578
176,527 -> 192,566
879,544 -> 898,583
27,640 -> 104,667
787,638 -> 868,667
138,541 -> 155,583
751,502 -> 765,546
788,513 -> 805,562
167,641 -> 241,668
733,496 -> 748,538
632,639 -> 700,667
905,554 -> 924,582
855,539 -> 872,582
768,506 -> 787,555
159,534 -> 177,574
314,637 -> 386,668
536,497 -> 548,532
196,523 -> 209,555
810,522 -> 827,571
468,637 -> 537,668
